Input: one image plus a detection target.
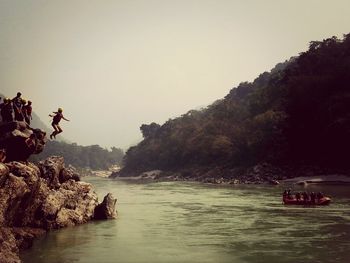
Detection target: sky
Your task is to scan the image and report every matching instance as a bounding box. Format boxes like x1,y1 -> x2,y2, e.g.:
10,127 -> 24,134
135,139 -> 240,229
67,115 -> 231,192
0,0 -> 349,149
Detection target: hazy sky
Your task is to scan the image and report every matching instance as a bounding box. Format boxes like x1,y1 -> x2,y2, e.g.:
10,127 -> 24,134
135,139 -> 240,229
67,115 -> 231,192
1,0 -> 349,149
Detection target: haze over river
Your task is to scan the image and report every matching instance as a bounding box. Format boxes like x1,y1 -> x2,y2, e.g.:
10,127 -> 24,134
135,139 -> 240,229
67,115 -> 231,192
21,177 -> 350,263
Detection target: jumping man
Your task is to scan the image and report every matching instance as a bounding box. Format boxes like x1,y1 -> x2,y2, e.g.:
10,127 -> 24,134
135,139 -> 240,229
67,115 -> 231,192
49,108 -> 70,139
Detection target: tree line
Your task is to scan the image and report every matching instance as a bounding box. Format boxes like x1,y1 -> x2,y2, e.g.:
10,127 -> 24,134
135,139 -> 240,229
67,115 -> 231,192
31,141 -> 124,170
120,34 -> 350,175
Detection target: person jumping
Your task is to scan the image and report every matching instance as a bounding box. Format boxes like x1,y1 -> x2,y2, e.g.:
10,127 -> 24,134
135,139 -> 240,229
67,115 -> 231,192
49,108 -> 70,139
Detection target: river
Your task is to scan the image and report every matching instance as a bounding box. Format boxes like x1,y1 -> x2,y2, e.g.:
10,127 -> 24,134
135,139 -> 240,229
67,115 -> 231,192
21,177 -> 350,263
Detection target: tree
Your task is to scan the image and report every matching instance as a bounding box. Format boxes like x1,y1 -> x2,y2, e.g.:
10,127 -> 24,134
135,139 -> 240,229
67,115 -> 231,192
140,122 -> 161,138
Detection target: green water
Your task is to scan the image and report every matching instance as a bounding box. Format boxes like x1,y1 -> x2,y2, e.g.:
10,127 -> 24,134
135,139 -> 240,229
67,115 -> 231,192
21,177 -> 350,263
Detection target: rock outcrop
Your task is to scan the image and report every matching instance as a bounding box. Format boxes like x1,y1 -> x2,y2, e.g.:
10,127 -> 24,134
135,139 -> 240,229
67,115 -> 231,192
0,121 -> 47,162
0,156 -> 116,263
94,193 -> 117,220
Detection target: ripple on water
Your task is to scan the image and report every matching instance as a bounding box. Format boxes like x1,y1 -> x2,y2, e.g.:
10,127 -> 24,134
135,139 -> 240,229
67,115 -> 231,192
20,178 -> 350,263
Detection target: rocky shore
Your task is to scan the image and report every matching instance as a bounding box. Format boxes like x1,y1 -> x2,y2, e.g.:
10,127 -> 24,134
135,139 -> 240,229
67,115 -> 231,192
111,163 -> 350,185
0,156 -> 117,263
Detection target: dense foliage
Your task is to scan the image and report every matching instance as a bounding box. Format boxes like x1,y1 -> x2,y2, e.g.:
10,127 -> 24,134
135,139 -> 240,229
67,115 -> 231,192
31,141 -> 124,170
121,34 -> 350,174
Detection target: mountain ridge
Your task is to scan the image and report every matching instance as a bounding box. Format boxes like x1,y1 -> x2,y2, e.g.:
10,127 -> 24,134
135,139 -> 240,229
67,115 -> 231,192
114,34 -> 350,180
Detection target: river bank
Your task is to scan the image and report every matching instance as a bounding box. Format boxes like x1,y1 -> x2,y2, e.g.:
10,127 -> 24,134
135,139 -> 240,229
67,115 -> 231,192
111,163 -> 350,185
77,165 -> 120,178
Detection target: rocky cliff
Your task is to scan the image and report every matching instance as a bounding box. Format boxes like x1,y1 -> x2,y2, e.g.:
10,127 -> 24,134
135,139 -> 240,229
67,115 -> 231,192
0,156 -> 117,263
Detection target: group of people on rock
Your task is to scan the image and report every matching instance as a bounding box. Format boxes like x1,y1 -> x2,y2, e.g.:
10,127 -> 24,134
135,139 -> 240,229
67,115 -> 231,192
0,92 -> 32,125
0,92 -> 70,140
283,189 -> 324,203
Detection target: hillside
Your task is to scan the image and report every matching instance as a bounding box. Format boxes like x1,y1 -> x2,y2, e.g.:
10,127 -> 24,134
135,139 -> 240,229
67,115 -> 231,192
116,34 -> 350,179
30,141 -> 124,170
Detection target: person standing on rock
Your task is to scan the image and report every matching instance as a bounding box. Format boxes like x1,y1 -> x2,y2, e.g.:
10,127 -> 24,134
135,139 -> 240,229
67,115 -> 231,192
1,98 -> 14,122
21,99 -> 28,124
23,100 -> 33,125
0,97 -> 4,122
49,108 -> 70,139
12,92 -> 24,121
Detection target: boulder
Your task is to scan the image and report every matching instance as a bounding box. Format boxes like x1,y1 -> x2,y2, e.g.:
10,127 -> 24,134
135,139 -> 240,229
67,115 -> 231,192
0,227 -> 46,263
59,165 -> 80,183
0,121 -> 47,162
40,180 -> 98,229
0,163 -> 9,186
0,156 -> 116,262
37,156 -> 64,189
0,227 -> 20,263
0,158 -> 99,229
94,193 -> 117,220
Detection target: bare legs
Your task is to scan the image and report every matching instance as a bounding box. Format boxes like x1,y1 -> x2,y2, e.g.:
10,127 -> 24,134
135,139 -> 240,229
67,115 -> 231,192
50,123 -> 63,139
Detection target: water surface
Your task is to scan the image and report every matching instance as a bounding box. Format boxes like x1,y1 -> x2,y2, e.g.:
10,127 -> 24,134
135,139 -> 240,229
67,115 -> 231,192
21,177 -> 350,263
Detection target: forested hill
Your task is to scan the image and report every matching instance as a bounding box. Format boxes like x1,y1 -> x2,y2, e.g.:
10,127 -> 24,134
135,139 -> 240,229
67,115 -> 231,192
118,34 -> 350,177
30,141 -> 124,170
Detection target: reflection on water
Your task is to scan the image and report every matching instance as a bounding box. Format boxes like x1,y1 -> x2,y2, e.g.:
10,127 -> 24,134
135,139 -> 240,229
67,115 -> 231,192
21,177 -> 350,263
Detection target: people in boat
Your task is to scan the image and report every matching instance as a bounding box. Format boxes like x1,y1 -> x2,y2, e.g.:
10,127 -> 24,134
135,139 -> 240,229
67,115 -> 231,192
12,92 -> 24,121
49,108 -> 70,139
302,192 -> 309,203
1,98 -> 14,123
283,189 -> 330,205
316,192 -> 324,200
310,192 -> 316,204
23,100 -> 33,125
283,189 -> 295,200
283,189 -> 290,199
283,189 -> 288,198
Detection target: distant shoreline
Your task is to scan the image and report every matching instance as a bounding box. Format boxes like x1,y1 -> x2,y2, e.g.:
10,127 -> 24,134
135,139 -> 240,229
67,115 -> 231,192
110,164 -> 350,186
283,175 -> 350,185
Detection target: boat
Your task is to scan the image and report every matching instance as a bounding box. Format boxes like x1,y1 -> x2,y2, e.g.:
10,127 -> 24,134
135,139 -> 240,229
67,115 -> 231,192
283,196 -> 331,205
